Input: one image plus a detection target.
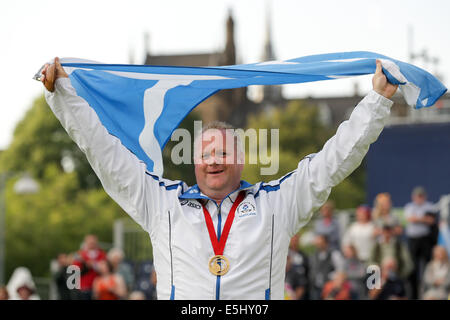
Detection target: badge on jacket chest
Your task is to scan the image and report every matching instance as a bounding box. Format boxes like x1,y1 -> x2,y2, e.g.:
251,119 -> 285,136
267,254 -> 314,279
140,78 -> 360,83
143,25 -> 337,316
237,201 -> 256,218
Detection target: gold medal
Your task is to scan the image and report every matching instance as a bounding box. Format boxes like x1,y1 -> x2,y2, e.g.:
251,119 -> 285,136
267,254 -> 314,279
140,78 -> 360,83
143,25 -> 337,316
202,192 -> 245,277
208,255 -> 230,276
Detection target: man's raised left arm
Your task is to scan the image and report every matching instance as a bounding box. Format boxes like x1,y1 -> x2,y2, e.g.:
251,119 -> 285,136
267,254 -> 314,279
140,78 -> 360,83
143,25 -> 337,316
275,60 -> 398,236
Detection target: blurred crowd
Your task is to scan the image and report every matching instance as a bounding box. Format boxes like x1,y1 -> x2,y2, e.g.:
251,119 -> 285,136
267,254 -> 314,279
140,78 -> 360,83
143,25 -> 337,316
0,186 -> 448,300
0,234 -> 157,300
285,186 -> 450,300
51,234 -> 157,300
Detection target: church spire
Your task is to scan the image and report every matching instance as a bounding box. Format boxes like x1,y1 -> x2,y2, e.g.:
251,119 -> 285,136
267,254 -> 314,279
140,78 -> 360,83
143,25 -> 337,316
260,2 -> 282,104
222,9 -> 236,66
263,2 -> 275,61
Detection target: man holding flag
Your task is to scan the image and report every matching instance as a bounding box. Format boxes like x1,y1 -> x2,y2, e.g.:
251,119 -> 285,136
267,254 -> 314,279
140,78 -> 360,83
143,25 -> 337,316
41,56 -> 396,300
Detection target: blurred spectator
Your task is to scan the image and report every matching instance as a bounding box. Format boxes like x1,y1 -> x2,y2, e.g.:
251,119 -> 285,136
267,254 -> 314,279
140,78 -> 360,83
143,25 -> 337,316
72,234 -> 107,300
6,267 -> 40,300
421,245 -> 450,300
134,260 -> 157,300
92,260 -> 127,300
404,186 -> 437,299
148,269 -> 157,300
369,222 -> 413,281
53,253 -> 73,300
16,285 -> 34,300
314,200 -> 340,251
369,257 -> 407,300
309,234 -> 344,300
322,271 -> 355,300
108,248 -> 135,292
284,234 -> 309,300
284,282 -> 296,300
342,205 -> 375,263
372,193 -> 402,237
0,286 -> 9,300
342,244 -> 367,299
128,291 -> 146,300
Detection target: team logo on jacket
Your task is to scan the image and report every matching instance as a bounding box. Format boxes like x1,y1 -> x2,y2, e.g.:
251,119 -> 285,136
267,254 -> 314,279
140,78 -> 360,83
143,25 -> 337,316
188,202 -> 201,210
237,202 -> 256,218
180,199 -> 201,209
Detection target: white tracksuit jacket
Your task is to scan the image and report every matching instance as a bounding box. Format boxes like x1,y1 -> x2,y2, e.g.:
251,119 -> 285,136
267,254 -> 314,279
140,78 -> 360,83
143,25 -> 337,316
45,77 -> 393,300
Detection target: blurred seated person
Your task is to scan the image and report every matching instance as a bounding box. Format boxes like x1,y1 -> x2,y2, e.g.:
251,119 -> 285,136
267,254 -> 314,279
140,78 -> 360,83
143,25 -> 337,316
148,269 -> 158,300
322,271 -> 355,300
342,244 -> 367,299
342,205 -> 375,263
314,200 -> 341,251
16,284 -> 35,300
72,234 -> 107,300
285,252 -> 309,300
369,222 -> 413,281
422,245 -> 450,300
369,257 -> 407,300
128,291 -> 146,300
0,286 -> 8,300
309,234 -> 344,300
372,193 -> 402,237
108,248 -> 134,292
285,233 -> 309,300
53,253 -> 74,300
6,267 -> 40,300
92,260 -> 127,300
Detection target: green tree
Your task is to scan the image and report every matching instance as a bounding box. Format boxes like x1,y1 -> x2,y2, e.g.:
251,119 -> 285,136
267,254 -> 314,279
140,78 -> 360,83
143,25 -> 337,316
0,95 -> 125,279
0,93 -> 202,279
0,95 -> 101,189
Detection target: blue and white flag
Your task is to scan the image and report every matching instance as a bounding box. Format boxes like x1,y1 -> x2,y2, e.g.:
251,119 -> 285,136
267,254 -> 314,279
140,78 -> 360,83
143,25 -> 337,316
38,51 -> 447,175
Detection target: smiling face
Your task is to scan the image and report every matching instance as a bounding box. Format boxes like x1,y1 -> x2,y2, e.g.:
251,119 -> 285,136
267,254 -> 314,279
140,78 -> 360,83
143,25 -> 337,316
194,128 -> 244,202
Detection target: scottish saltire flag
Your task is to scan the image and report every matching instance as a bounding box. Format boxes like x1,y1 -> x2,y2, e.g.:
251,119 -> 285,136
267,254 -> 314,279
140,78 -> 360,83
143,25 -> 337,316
37,51 -> 447,175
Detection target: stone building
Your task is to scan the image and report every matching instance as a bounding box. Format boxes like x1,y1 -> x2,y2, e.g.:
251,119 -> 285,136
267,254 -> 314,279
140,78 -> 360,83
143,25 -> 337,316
143,11 -> 450,129
144,12 -> 257,128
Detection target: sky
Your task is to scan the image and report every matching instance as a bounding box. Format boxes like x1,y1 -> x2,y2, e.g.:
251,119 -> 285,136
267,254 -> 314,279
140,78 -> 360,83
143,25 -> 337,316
0,0 -> 449,149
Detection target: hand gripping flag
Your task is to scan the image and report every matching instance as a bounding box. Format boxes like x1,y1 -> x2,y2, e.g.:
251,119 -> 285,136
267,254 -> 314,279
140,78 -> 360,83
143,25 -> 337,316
35,51 -> 447,175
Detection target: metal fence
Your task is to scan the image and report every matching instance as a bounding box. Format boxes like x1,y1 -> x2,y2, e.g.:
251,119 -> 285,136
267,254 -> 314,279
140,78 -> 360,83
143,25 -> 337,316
113,218 -> 153,262
34,276 -> 55,300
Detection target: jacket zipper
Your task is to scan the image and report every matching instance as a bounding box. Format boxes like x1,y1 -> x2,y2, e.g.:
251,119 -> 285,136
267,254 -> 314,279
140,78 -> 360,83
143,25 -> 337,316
168,210 -> 175,299
215,205 -> 222,300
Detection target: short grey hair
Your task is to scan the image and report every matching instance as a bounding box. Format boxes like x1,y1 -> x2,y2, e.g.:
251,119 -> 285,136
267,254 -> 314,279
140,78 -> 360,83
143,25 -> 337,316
193,121 -> 245,163
201,120 -> 235,132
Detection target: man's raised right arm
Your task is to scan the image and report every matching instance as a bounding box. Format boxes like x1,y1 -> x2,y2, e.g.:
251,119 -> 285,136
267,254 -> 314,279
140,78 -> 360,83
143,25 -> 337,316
42,58 -> 166,234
